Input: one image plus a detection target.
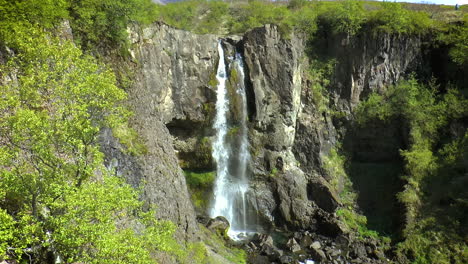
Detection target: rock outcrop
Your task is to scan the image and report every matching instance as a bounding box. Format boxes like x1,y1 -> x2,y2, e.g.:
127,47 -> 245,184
102,23 -> 221,242
326,33 -> 422,110
101,21 -> 424,262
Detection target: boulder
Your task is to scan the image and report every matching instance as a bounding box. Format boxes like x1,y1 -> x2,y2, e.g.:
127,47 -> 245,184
307,177 -> 340,213
286,238 -> 302,253
309,247 -> 327,262
279,255 -> 294,264
206,216 -> 230,237
310,241 -> 321,250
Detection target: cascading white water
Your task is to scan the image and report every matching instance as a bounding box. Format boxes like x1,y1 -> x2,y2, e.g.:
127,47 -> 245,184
210,41 -> 231,225
210,42 -> 253,240
232,52 -> 251,237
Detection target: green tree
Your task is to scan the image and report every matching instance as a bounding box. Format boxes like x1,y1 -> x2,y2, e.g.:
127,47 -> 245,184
68,0 -> 157,50
317,0 -> 366,36
368,2 -> 432,34
0,27 -> 180,263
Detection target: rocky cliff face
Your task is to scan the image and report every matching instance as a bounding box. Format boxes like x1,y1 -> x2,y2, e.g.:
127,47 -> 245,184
101,22 -> 221,242
240,25 -> 422,230
329,33 -> 422,110
101,21 -> 424,262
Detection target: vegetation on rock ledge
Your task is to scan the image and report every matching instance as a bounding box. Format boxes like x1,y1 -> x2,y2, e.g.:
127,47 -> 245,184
356,77 -> 468,264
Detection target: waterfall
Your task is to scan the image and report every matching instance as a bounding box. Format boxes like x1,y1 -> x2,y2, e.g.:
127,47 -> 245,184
210,41 -> 231,224
210,41 -> 253,240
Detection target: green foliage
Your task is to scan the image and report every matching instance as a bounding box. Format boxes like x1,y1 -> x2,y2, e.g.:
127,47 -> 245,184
152,0 -> 457,41
287,0 -> 308,11
396,217 -> 468,264
157,1 -> 200,32
68,0 -> 157,50
436,14 -> 468,65
227,126 -> 240,139
113,122 -> 148,155
308,59 -> 336,113
196,1 -> 230,34
199,224 -> 247,264
292,7 -> 318,35
156,0 -> 229,34
318,0 -> 366,36
270,167 -> 278,177
0,0 -> 158,52
322,147 -> 388,241
368,2 -> 433,34
227,1 -> 292,36
0,0 -> 69,35
184,170 -> 215,189
178,136 -> 213,170
336,208 -> 380,239
186,242 -> 211,264
184,170 -> 215,210
356,77 -> 468,264
48,175 -> 180,263
0,28 -> 180,263
322,147 -> 347,190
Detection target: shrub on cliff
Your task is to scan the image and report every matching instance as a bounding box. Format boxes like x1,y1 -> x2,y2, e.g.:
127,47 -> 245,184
356,78 -> 468,264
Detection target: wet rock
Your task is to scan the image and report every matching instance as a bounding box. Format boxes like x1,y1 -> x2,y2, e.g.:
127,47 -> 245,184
316,212 -> 345,238
101,23 -> 222,243
280,255 -> 294,264
311,241 -> 321,250
247,181 -> 277,226
206,216 -> 230,236
248,242 -> 258,251
371,249 -> 386,260
253,233 -> 274,247
286,238 -> 302,253
309,247 -> 327,262
263,244 -> 283,260
248,254 -> 271,264
331,249 -> 342,257
352,244 -> 367,258
300,234 -> 313,248
336,235 -> 350,247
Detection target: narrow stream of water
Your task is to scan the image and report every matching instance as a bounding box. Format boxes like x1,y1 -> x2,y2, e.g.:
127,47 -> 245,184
210,41 -> 252,240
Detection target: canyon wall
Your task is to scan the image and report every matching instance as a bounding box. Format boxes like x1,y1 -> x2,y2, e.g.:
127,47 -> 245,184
101,22 -> 425,262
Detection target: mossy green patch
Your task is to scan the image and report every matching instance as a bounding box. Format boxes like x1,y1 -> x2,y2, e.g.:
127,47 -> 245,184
199,224 -> 247,264
184,170 -> 215,212
226,66 -> 243,124
184,170 -> 215,189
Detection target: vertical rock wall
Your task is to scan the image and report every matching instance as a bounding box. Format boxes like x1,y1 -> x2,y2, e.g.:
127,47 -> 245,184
102,22 -> 220,242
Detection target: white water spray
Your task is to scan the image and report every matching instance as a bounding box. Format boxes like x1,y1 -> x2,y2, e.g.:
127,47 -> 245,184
210,42 -> 253,240
210,41 -> 231,224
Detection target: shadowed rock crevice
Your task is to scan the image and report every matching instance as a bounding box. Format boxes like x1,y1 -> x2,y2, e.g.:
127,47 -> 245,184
343,119 -> 408,237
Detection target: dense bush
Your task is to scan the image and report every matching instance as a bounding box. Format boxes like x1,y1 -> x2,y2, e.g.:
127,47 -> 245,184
68,0 -> 157,50
367,2 -> 433,34
0,0 -> 157,52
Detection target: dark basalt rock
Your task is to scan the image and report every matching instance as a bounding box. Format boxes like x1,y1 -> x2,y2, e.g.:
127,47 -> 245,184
307,177 -> 340,213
